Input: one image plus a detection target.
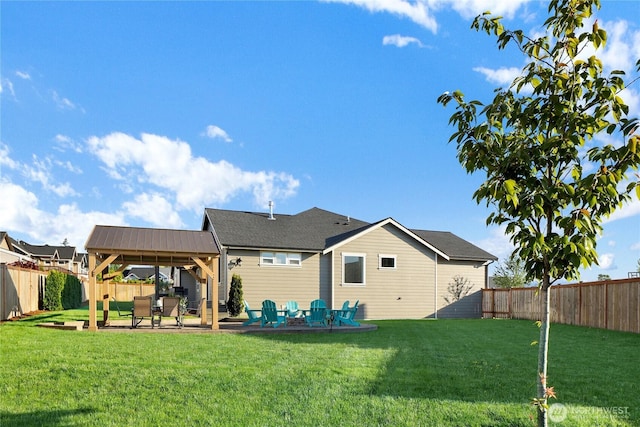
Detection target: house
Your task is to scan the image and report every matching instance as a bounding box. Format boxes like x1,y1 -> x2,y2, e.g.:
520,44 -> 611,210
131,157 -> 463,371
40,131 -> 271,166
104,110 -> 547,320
1,234 -> 88,277
202,207 -> 497,319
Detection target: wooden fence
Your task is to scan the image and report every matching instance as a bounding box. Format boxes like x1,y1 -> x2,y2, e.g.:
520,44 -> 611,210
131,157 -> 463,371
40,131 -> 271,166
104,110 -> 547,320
0,264 -> 47,320
482,278 -> 640,334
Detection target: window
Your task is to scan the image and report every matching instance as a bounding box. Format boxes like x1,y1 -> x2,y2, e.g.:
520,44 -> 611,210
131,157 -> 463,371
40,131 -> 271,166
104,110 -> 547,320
379,254 -> 396,269
260,252 -> 302,267
343,253 -> 365,286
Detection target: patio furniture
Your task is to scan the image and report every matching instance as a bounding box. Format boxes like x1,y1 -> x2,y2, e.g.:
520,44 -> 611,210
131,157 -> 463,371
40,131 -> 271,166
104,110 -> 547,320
285,300 -> 301,318
334,300 -> 360,326
261,299 -> 287,328
162,297 -> 183,328
243,301 -> 263,326
304,299 -> 328,327
112,297 -> 132,318
132,296 -> 154,328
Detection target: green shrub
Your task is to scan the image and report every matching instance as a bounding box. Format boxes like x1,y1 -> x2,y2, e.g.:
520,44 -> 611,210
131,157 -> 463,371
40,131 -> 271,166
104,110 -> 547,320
43,271 -> 65,311
226,274 -> 243,317
44,271 -> 83,311
61,274 -> 82,309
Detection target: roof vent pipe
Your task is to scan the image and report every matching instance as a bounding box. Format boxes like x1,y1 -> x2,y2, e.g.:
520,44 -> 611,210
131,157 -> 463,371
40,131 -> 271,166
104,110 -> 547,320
268,201 -> 276,220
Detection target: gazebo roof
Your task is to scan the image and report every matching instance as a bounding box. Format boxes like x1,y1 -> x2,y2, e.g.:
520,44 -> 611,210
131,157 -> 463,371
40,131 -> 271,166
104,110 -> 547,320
85,225 -> 219,266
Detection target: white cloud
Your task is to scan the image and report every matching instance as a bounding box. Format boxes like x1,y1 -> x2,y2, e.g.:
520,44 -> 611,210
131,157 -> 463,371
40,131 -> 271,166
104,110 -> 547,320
86,132 -> 300,213
0,78 -> 15,98
51,90 -> 84,112
631,242 -> 640,251
0,180 -> 41,232
442,0 -> 527,20
383,34 -> 423,48
324,0 -> 530,33
324,0 -> 438,32
204,125 -> 233,142
597,253 -> 616,270
122,193 -> 184,228
474,225 -> 514,263
54,134 -> 83,153
23,155 -> 78,197
603,199 -> 640,224
0,179 -> 127,249
55,160 -> 83,174
15,71 -> 31,80
0,143 -> 19,171
473,66 -> 522,87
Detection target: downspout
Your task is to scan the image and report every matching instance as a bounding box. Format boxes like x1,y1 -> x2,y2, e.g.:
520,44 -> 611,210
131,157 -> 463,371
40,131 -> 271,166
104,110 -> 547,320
434,253 -> 438,320
331,250 -> 335,309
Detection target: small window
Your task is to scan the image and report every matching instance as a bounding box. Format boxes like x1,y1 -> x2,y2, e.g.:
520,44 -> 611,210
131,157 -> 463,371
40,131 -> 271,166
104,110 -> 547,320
379,254 -> 396,269
260,251 -> 302,267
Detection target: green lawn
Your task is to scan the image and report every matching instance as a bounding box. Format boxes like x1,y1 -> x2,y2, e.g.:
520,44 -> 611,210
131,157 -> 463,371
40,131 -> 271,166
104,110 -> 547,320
1,311 -> 637,426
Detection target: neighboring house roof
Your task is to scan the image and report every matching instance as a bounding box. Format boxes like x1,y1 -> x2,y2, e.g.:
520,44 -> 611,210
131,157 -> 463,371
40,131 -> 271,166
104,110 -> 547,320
57,245 -> 77,261
0,232 -> 14,251
204,207 -> 497,262
16,241 -> 60,260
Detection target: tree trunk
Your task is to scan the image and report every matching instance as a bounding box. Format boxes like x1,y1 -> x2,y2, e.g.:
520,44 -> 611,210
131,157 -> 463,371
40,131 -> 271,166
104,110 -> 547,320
537,284 -> 551,427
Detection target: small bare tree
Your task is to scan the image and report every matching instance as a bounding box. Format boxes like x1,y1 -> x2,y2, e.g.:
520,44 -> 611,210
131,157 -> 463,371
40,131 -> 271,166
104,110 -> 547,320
444,275 -> 474,304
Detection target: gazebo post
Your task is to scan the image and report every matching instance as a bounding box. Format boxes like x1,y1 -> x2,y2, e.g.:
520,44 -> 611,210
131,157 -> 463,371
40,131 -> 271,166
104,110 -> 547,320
88,253 -> 97,331
211,257 -> 218,330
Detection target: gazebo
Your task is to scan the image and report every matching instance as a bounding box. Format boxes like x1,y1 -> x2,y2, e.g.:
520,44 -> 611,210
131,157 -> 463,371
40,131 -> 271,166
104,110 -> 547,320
85,225 -> 220,331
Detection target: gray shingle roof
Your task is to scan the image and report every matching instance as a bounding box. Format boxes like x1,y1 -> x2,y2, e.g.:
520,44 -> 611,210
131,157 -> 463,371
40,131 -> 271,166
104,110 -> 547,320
411,230 -> 498,261
204,207 -> 369,251
204,207 -> 497,262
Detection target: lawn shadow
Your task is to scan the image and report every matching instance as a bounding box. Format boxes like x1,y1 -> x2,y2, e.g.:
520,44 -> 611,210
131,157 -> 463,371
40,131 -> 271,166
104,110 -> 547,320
0,407 -> 95,426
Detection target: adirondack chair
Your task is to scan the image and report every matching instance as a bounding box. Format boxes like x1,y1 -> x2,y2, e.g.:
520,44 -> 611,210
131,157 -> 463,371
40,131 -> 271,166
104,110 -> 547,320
305,299 -> 328,327
334,299 -> 360,326
132,296 -> 154,328
243,301 -> 263,326
162,297 -> 183,328
261,299 -> 287,328
285,300 -> 301,318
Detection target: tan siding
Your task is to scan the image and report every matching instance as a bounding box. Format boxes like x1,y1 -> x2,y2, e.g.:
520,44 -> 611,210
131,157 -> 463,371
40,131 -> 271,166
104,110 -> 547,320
436,261 -> 486,318
332,224 -> 436,319
225,249 -> 322,310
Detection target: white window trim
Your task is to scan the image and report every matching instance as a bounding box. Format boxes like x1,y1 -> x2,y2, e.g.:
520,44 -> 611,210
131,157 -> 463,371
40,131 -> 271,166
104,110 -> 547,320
378,254 -> 397,270
260,251 -> 302,268
342,252 -> 366,287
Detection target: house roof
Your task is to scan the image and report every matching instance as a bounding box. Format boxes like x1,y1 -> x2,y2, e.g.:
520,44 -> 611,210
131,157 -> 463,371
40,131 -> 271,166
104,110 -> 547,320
203,207 -> 369,251
85,225 -> 219,266
16,241 -> 59,259
204,207 -> 497,262
411,230 -> 498,262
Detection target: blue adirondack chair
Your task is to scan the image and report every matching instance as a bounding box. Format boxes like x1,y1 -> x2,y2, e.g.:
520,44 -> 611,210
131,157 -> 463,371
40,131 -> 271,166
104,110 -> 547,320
305,299 -> 328,327
334,299 -> 360,326
243,301 -> 263,326
261,299 -> 287,328
285,300 -> 301,317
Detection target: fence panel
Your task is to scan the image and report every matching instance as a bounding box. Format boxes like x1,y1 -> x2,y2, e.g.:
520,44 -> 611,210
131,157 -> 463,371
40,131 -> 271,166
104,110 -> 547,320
0,264 -> 46,320
482,279 -> 639,334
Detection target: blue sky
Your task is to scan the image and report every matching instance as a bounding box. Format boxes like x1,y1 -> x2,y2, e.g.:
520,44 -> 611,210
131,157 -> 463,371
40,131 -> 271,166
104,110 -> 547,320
1,0 -> 639,281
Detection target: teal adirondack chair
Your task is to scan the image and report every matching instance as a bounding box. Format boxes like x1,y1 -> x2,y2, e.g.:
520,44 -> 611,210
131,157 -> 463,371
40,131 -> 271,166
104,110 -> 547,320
285,300 -> 301,318
261,299 -> 287,328
243,301 -> 263,326
305,299 -> 328,327
334,299 -> 360,326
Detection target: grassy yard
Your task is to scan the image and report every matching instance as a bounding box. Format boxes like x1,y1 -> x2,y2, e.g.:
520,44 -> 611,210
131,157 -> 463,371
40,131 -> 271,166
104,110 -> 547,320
0,311 -> 637,426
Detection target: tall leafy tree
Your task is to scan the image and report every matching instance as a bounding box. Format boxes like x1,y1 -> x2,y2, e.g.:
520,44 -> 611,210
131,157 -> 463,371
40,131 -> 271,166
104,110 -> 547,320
493,251 -> 529,288
437,1 -> 639,425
